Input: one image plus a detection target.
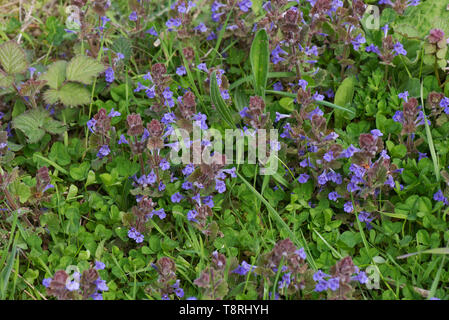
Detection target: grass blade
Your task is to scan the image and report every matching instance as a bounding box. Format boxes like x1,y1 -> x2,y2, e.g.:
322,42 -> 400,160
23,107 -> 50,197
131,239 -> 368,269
210,70 -> 236,129
420,80 -> 440,182
250,29 -> 270,98
237,172 -> 316,269
265,90 -> 355,115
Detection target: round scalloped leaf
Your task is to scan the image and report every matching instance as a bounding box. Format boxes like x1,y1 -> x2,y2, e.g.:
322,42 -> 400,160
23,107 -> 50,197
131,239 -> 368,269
0,41 -> 28,74
66,55 -> 105,85
39,60 -> 67,89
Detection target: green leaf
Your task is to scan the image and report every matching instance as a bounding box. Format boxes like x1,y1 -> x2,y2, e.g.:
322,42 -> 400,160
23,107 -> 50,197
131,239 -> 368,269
250,29 -> 270,98
12,108 -> 66,143
43,89 -> 60,104
70,162 -> 90,181
0,72 -> 13,87
110,37 -> 133,62
58,82 -> 92,106
0,41 -> 27,74
12,109 -> 47,143
49,141 -> 71,166
66,55 -> 105,85
210,70 -> 235,129
39,60 -> 67,89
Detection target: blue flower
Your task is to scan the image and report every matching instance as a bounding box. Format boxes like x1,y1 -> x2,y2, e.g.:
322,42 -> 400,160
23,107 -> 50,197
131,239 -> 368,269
105,67 -> 114,83
344,201 -> 354,213
238,0 -> 252,12
118,134 -> 128,145
297,173 -> 310,184
351,34 -> 366,51
232,261 -> 256,275
197,63 -> 208,72
393,42 -> 407,56
42,278 -> 52,288
146,27 -> 158,36
95,261 -> 106,270
171,192 -> 184,203
271,45 -> 287,64
129,11 -> 138,21
176,66 -> 187,76
166,18 -> 182,30
97,145 -> 110,159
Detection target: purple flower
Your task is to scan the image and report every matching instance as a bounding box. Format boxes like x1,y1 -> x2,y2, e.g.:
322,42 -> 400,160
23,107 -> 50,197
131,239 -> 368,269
398,91 -> 409,102
328,277 -> 340,291
42,278 -> 52,288
128,227 -> 144,243
194,23 -> 208,33
271,45 -> 287,64
215,179 -> 226,193
187,209 -> 198,222
129,11 -> 138,21
434,190 -> 449,205
318,171 -> 328,185
238,0 -> 252,12
298,79 -> 308,90
95,261 -> 106,270
440,97 -> 449,114
91,293 -> 103,300
365,44 -> 381,55
295,248 -> 307,260
393,42 -> 407,56
97,145 -> 110,159
323,151 -> 334,162
352,271 -> 368,284
344,201 -> 354,213
166,18 -> 182,30
95,279 -> 109,291
159,158 -> 170,171
328,191 -> 341,201
171,192 -> 184,203
118,134 -> 129,145
418,152 -> 427,161
182,164 -> 195,176
370,129 -> 383,137
108,108 -> 121,118
197,63 -> 208,73
176,66 -> 187,76
339,144 -> 359,158
351,34 -> 366,51
273,82 -> 284,91
105,67 -> 114,83
275,112 -> 290,122
146,27 -> 158,36
297,173 -> 310,184
314,279 -> 328,292
232,261 -> 256,275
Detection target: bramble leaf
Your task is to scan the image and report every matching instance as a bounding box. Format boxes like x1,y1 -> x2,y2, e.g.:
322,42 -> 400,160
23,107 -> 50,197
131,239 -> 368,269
0,41 -> 28,74
40,60 -> 67,89
66,55 -> 105,85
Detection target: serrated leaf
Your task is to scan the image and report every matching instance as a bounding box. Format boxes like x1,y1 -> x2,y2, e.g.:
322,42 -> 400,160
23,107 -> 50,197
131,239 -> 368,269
0,72 -> 13,87
12,108 -> 65,143
66,55 -> 105,85
44,118 -> 67,134
58,82 -> 91,106
43,89 -> 60,104
0,41 -> 27,74
250,29 -> 269,98
40,60 -> 67,89
12,109 -> 48,143
110,37 -> 133,61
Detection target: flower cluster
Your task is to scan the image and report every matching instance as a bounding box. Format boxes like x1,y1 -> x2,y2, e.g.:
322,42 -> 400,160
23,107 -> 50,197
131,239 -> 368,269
43,261 -> 109,300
